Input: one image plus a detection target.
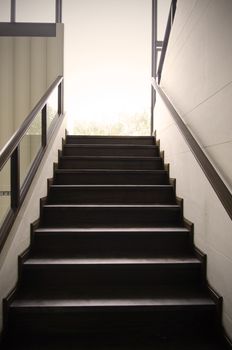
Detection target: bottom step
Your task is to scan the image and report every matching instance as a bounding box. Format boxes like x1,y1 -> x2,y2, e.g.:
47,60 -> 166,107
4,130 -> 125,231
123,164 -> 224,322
8,297 -> 218,337
2,331 -> 229,350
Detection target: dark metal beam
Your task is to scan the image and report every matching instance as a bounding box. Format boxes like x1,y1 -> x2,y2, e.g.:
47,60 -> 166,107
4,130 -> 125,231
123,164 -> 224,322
0,23 -> 57,37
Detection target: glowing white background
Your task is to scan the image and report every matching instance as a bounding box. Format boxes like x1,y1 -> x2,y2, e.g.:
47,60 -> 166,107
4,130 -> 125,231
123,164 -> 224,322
0,0 -> 171,133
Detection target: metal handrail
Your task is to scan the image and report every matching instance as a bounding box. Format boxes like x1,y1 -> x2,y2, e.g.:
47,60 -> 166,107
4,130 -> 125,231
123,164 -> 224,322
0,76 -> 63,171
151,79 -> 232,221
151,0 -> 232,221
0,75 -> 64,251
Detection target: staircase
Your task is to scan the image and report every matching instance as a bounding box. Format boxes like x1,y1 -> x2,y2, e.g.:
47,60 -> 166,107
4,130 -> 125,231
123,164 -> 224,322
1,135 -> 230,349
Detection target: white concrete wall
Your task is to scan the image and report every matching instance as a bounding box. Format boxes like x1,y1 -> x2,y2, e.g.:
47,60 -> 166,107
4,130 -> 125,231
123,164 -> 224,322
0,115 -> 66,332
161,0 -> 232,188
154,0 -> 232,338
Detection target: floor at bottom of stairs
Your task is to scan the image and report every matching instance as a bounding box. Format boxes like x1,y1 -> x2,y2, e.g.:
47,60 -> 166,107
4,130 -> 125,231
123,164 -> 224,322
1,334 -> 229,350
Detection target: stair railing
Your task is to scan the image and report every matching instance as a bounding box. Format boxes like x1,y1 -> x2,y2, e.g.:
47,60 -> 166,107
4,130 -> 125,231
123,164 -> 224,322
151,0 -> 232,221
150,0 -> 177,134
0,76 -> 64,251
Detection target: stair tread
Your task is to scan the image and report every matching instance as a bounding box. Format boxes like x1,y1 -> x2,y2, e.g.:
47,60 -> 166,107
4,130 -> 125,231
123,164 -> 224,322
24,257 -> 199,265
11,296 -> 214,308
55,169 -> 167,173
50,184 -> 172,189
66,135 -> 154,139
35,226 -> 189,233
2,335 -> 227,350
60,155 -> 160,159
43,204 -> 180,208
64,144 -> 158,148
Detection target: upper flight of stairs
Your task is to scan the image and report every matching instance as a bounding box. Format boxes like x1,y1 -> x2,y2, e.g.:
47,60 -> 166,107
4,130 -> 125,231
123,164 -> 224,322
1,135 -> 231,349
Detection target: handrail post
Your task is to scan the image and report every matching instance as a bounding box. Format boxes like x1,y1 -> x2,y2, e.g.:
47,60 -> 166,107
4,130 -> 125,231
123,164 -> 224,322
56,0 -> 62,23
151,0 -> 158,135
11,147 -> 20,210
58,81 -> 64,115
42,105 -> 47,147
11,0 -> 16,23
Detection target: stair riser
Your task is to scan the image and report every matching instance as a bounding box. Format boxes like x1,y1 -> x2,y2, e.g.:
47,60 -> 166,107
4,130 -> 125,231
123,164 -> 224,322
20,264 -> 202,290
48,187 -> 175,204
32,232 -> 192,258
8,308 -> 217,337
41,207 -> 182,227
63,146 -> 159,157
66,136 -> 155,145
58,158 -> 163,170
54,172 -> 169,185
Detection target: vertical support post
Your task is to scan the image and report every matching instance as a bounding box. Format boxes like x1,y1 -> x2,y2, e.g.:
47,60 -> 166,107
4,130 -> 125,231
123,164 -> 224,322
56,0 -> 62,23
11,0 -> 16,22
157,0 -> 177,84
42,105 -> 47,147
58,81 -> 64,115
151,0 -> 158,135
171,0 -> 177,25
11,147 -> 20,210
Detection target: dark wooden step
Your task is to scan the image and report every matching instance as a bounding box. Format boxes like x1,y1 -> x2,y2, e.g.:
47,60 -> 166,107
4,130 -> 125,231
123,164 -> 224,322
58,156 -> 163,170
1,133 -> 227,350
47,185 -> 176,204
8,292 -> 217,337
2,333 -> 228,350
41,204 -> 182,227
32,227 -> 192,258
19,257 -> 202,293
54,169 -> 170,185
63,144 -> 160,157
66,135 -> 155,145
15,284 -> 212,304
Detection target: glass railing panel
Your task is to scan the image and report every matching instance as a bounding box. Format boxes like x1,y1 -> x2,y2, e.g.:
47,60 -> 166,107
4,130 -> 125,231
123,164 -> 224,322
47,88 -> 58,130
16,0 -> 55,23
19,111 -> 42,187
0,0 -> 11,22
0,159 -> 11,225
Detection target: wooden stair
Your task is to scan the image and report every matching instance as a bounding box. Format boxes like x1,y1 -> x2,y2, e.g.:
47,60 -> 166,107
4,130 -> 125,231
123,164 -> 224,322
1,135 -> 230,349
